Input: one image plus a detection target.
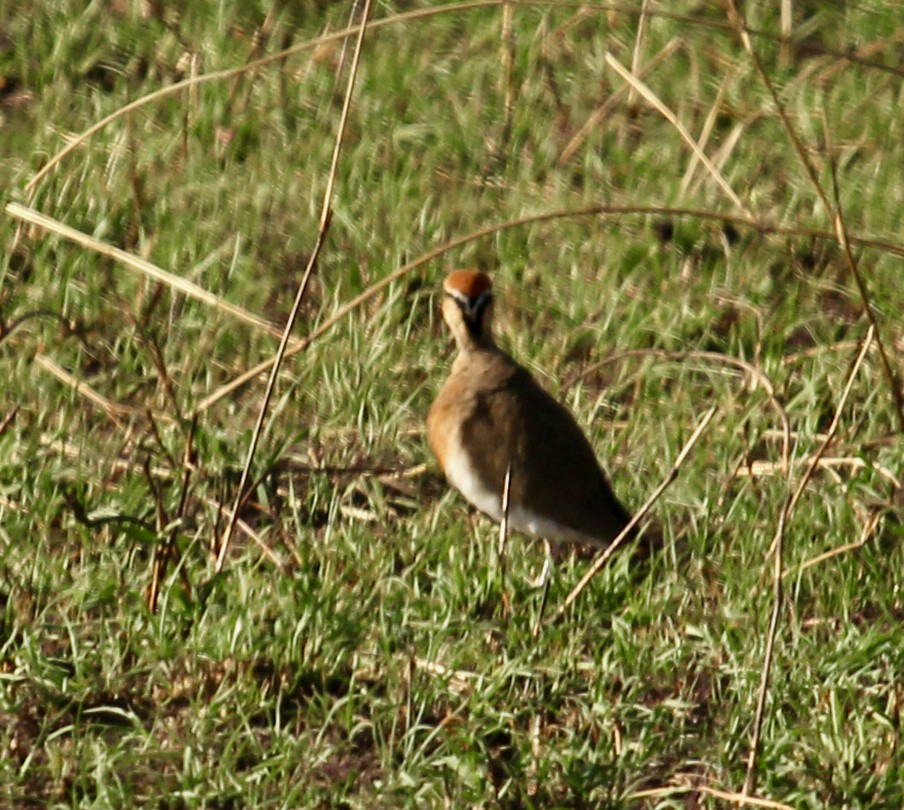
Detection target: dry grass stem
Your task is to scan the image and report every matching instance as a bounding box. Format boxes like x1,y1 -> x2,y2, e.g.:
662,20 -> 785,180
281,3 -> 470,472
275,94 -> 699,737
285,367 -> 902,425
558,37 -> 682,165
497,464 -> 513,617
738,456 -> 900,491
679,69 -> 734,197
6,202 -> 293,344
553,405 -> 718,622
202,495 -> 284,568
498,0 -> 516,154
497,463 -> 513,560
580,347 -> 791,473
196,202 -> 903,415
793,509 -> 885,576
213,0 -> 374,573
743,325 -> 875,795
604,52 -> 751,216
626,0 -> 651,109
411,658 -> 478,694
147,419 -> 198,613
687,121 -> 747,200
24,435 -> 176,481
630,781 -> 794,809
817,27 -> 904,82
785,327 -> 875,517
725,0 -> 904,432
34,354 -> 140,427
782,340 -> 861,365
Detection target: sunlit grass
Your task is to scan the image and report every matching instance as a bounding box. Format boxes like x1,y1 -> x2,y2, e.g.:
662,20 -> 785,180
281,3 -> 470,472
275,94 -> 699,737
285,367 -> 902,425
1,1 -> 902,807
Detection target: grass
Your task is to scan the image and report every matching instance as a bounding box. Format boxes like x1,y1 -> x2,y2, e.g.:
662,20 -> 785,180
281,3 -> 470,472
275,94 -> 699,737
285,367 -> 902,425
1,1 -> 903,807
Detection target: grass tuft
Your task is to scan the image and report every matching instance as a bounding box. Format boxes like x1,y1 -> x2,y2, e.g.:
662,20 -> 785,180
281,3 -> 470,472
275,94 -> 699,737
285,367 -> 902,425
2,2 -> 902,806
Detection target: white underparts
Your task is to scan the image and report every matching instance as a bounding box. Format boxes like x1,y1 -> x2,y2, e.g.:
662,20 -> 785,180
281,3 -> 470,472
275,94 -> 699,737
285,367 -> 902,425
444,440 -> 578,542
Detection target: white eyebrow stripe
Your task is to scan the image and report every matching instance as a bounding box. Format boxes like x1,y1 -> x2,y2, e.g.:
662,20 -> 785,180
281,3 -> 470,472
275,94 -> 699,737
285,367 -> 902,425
446,288 -> 492,316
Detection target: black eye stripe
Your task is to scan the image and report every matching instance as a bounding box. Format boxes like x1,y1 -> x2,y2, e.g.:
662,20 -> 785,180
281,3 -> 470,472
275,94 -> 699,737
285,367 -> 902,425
446,289 -> 492,319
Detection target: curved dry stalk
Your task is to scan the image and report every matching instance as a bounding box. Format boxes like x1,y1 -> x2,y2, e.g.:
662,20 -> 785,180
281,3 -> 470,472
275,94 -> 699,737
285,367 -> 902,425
23,1 -> 508,196
573,347 -> 791,474
195,202 -> 904,415
551,405 -> 717,623
5,202 -> 295,345
792,509 -> 884,576
743,326 -> 875,796
34,353 -> 147,429
725,0 -> 903,434
23,1 -> 904,201
213,0 -> 374,573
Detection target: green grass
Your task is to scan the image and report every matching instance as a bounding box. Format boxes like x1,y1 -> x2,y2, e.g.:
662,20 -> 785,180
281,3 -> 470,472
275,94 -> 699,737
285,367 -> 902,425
2,1 -> 903,807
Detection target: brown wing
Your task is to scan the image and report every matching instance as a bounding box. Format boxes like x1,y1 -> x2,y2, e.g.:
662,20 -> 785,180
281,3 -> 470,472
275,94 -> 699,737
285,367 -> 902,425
459,352 -> 631,544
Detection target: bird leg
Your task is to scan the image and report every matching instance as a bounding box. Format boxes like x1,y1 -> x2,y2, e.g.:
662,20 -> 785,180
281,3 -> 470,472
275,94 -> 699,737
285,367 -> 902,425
531,538 -> 553,637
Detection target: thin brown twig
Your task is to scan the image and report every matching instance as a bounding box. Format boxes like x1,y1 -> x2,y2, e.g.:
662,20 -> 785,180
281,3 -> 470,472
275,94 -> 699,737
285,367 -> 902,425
793,509 -> 884,576
213,0 -> 374,573
725,0 -> 903,433
630,781 -> 794,810
604,51 -> 751,216
133,322 -> 185,424
0,407 -> 19,439
557,37 -> 682,165
144,409 -> 180,477
498,0 -> 516,155
817,28 -> 904,82
552,405 -> 717,622
5,202 -> 295,345
0,308 -> 78,345
569,347 -> 791,474
148,416 -> 198,613
195,202 -> 903,415
743,325 -> 875,795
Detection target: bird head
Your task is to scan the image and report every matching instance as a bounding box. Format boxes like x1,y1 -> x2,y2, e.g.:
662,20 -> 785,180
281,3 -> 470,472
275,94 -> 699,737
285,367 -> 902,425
442,269 -> 495,351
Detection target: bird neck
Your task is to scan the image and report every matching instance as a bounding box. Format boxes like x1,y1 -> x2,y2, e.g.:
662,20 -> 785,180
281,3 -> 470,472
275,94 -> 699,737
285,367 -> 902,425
454,324 -> 496,354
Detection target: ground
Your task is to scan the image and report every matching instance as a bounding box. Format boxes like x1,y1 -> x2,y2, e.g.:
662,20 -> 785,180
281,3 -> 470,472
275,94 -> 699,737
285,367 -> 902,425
1,2 -> 902,807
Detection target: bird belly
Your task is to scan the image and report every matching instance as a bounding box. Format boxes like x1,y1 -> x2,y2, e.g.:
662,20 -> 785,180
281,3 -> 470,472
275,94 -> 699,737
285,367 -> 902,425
444,443 -> 596,544
507,507 -> 582,543
443,445 -> 504,522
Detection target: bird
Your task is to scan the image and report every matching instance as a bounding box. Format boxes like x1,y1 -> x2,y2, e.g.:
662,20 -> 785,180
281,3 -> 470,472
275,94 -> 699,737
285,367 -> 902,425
427,269 -> 633,550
